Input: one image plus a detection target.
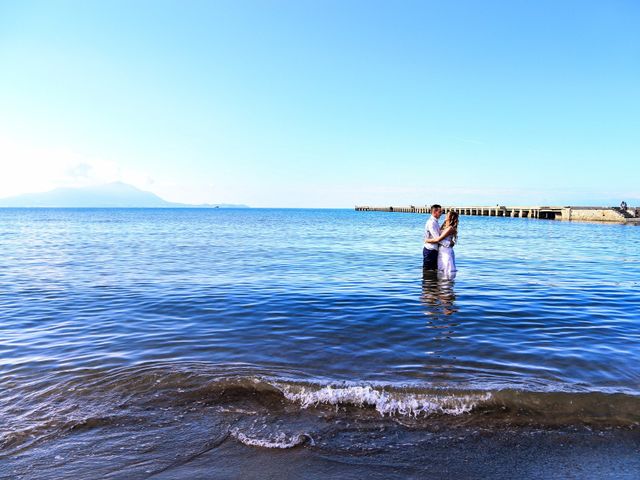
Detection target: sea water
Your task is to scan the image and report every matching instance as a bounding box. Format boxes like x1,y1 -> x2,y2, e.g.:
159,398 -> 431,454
1,208 -> 639,478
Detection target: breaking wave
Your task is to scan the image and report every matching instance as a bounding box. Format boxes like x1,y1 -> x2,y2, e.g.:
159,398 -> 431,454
275,383 -> 491,417
230,429 -> 312,449
3,363 -> 640,456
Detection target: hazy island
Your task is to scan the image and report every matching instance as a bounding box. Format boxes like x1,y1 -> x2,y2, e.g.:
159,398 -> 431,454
0,182 -> 248,208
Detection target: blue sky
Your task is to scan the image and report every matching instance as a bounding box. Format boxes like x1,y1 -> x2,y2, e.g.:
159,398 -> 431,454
1,0 -> 638,207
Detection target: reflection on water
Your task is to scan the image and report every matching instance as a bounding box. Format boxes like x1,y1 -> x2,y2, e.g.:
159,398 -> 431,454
420,269 -> 459,369
421,269 -> 458,317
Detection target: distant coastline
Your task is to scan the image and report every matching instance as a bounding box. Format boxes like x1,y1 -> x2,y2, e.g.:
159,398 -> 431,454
0,182 -> 249,209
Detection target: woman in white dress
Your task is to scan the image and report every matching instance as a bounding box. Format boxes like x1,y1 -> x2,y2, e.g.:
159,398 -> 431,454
425,211 -> 458,277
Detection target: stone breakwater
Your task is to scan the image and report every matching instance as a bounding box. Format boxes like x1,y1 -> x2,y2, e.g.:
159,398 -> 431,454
355,205 -> 640,224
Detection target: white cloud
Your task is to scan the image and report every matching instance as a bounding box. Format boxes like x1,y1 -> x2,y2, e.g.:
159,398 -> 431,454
0,133 -> 154,197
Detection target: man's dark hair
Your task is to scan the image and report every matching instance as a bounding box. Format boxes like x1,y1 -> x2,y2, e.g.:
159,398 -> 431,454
430,204 -> 442,212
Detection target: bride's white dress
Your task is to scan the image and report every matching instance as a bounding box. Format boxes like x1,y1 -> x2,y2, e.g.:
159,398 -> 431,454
437,235 -> 457,277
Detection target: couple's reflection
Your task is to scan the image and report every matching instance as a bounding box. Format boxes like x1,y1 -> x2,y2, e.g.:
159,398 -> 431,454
420,269 -> 459,376
421,268 -> 458,317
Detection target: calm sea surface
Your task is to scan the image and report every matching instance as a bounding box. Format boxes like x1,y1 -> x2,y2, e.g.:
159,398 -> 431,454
2,208 -> 639,478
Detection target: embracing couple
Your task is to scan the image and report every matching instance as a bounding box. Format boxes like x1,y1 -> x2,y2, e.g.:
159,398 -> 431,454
423,204 -> 458,277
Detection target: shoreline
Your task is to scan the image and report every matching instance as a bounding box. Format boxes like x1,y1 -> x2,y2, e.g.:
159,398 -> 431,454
6,424 -> 639,479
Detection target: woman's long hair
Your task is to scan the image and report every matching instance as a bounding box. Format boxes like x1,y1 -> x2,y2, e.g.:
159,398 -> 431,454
444,211 -> 459,246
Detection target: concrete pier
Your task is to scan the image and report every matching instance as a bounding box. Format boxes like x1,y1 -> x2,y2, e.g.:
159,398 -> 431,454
354,205 -> 640,224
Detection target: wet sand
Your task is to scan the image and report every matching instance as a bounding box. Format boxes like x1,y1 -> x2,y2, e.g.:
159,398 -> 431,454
5,427 -> 638,479
155,428 -> 640,480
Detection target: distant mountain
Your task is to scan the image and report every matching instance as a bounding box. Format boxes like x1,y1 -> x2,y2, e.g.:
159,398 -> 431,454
0,182 -> 249,208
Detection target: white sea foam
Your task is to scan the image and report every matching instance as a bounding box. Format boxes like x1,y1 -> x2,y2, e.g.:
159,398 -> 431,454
230,429 -> 309,449
276,384 -> 492,417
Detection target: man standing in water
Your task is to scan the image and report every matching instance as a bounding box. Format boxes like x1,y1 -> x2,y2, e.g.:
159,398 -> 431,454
423,204 -> 442,270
